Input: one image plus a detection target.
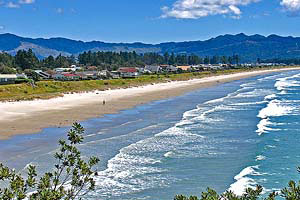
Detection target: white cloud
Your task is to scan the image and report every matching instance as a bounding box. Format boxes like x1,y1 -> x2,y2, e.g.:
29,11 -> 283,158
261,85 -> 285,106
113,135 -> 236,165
56,7 -> 64,14
280,0 -> 300,12
6,2 -> 20,8
161,0 -> 260,19
19,0 -> 35,4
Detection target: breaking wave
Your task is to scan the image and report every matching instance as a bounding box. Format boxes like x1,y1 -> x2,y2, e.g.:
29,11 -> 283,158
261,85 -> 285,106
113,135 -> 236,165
257,100 -> 294,119
228,166 -> 262,196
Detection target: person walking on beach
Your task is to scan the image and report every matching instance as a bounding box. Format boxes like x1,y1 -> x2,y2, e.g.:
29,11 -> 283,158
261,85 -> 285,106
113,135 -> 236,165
103,100 -> 106,105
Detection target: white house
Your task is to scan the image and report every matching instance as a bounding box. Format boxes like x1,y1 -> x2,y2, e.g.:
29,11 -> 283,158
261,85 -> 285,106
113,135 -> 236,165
0,74 -> 17,84
144,65 -> 161,74
118,68 -> 139,78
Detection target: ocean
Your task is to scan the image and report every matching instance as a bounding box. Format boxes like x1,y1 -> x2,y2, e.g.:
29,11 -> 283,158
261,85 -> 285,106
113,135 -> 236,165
0,70 -> 300,199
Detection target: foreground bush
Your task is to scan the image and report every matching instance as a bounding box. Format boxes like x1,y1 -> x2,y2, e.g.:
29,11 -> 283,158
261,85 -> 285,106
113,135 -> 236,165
175,178 -> 300,200
0,123 -> 99,199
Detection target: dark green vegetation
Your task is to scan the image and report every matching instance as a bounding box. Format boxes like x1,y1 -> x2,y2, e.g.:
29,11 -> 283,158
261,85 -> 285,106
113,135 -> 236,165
1,33 -> 300,61
175,180 -> 300,200
0,49 -> 239,74
263,58 -> 300,65
0,123 -> 99,199
0,50 -> 76,74
78,51 -> 240,69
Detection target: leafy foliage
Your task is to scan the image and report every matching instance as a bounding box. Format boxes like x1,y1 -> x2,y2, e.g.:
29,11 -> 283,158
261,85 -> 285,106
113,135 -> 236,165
78,51 -> 240,69
174,180 -> 300,200
0,49 -> 240,73
0,123 -> 99,200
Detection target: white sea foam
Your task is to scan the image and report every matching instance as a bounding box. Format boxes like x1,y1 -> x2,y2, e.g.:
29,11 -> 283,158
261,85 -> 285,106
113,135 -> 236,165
275,77 -> 300,91
231,101 -> 266,106
265,145 -> 276,149
279,90 -> 288,95
239,81 -> 258,90
264,94 -> 277,100
233,89 -> 273,99
93,149 -> 165,196
256,118 -> 281,136
257,75 -> 280,81
256,118 -> 273,135
92,122 -> 206,197
204,83 -> 256,105
204,96 -> 228,104
228,166 -> 261,196
256,155 -> 266,161
257,100 -> 294,119
164,151 -> 174,158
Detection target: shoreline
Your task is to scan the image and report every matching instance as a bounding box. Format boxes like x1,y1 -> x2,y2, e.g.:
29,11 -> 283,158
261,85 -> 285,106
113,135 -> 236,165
1,67 -> 300,140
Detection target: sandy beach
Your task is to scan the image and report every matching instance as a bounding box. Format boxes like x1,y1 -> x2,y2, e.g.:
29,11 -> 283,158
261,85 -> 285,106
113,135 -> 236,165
0,67 -> 299,140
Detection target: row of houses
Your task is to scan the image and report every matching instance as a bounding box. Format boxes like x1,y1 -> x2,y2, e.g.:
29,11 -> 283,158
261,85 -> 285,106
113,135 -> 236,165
33,67 -> 140,81
0,64 -> 228,84
143,64 -> 228,74
40,64 -> 229,81
1,62 -> 285,85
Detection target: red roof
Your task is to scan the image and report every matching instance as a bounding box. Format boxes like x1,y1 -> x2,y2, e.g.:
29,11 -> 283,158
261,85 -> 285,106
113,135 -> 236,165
119,68 -> 137,73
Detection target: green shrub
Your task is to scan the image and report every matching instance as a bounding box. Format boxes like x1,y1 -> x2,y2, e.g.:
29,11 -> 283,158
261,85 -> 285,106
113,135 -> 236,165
0,123 -> 99,199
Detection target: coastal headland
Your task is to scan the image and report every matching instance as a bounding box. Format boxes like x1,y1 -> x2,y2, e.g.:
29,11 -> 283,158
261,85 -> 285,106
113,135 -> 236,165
1,67 -> 300,140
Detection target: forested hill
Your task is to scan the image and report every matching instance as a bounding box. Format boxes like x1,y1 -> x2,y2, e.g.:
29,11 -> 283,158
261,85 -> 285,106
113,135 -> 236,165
1,33 -> 300,62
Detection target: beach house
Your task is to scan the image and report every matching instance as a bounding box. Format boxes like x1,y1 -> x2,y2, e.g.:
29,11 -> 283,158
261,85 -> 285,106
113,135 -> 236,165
119,67 -> 139,78
53,73 -> 81,81
144,65 -> 161,74
0,74 -> 18,84
34,70 -> 51,79
176,66 -> 191,72
166,65 -> 178,73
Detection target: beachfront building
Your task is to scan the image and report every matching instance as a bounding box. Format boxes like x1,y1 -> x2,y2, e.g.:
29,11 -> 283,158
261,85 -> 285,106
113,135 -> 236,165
79,71 -> 99,80
34,70 -> 51,79
52,73 -> 64,80
144,65 -> 161,74
109,71 -> 121,79
54,65 -> 82,73
176,65 -> 191,72
165,65 -> 178,73
119,67 -> 139,78
53,73 -> 81,81
0,74 -> 18,84
63,73 -> 81,81
98,70 -> 111,79
16,73 -> 28,79
190,65 -> 204,72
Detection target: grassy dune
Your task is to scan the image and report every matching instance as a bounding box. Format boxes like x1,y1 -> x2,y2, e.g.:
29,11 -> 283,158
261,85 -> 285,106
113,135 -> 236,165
0,67 -> 291,102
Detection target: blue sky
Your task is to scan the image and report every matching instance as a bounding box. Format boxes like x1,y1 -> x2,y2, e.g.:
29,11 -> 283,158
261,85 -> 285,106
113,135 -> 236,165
1,0 -> 300,43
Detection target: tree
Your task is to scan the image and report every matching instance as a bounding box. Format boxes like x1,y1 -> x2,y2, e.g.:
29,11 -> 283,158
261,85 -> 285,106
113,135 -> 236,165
15,49 -> 39,70
233,55 -> 240,64
0,123 -> 99,200
204,56 -> 210,64
221,56 -> 228,64
24,69 -> 40,81
42,55 -> 56,69
175,177 -> 300,200
0,64 -> 16,74
257,58 -> 261,64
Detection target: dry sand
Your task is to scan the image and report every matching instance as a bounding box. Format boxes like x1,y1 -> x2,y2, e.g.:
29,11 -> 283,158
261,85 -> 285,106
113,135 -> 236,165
1,68 -> 299,140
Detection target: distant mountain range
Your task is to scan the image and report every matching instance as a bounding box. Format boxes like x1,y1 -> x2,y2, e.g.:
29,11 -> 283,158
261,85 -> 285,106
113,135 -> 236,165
1,33 -> 300,62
